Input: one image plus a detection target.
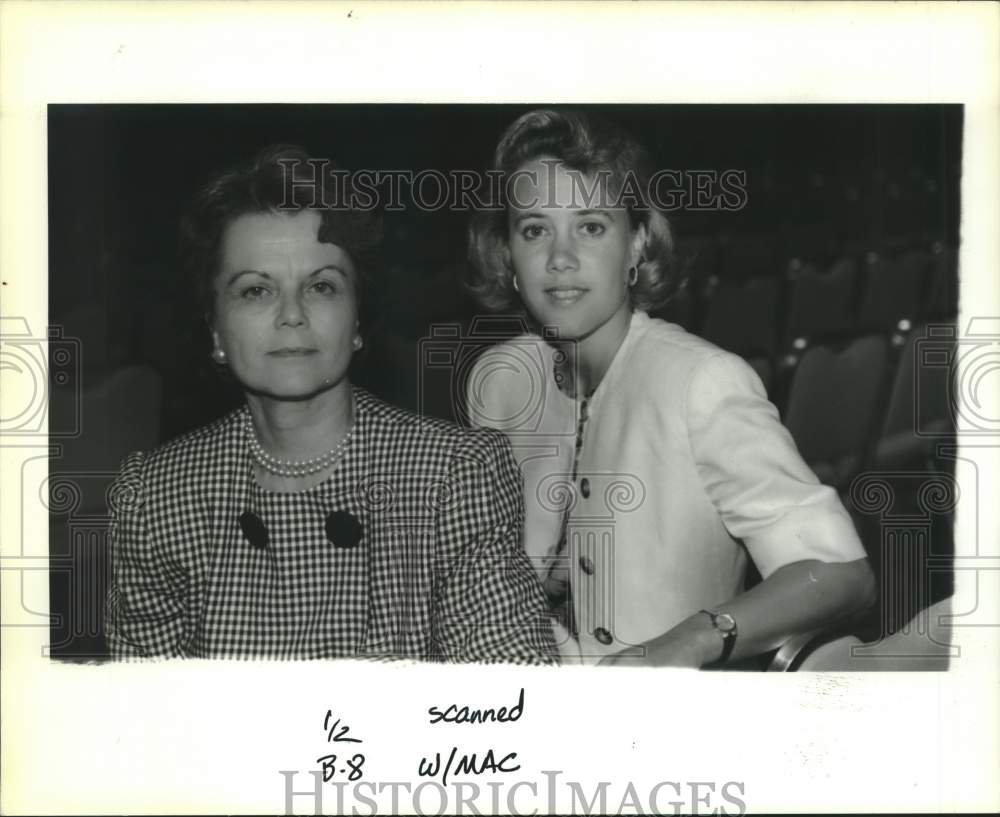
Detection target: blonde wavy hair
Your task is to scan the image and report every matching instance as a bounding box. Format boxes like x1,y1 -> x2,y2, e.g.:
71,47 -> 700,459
467,108 -> 677,313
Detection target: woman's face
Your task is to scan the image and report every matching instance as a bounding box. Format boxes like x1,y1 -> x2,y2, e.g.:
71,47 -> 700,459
506,158 -> 643,342
211,209 -> 360,401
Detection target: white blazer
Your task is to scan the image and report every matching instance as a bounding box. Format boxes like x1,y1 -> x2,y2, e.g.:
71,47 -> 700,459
467,311 -> 866,664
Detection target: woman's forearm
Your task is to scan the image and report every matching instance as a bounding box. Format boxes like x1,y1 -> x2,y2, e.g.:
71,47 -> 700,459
607,557 -> 877,667
697,556 -> 876,664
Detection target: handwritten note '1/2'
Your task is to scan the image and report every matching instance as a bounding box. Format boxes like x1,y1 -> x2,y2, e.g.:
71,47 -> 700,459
316,710 -> 365,783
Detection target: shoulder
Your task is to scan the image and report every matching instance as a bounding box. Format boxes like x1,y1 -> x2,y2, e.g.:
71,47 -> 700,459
465,332 -> 556,430
622,312 -> 761,398
133,409 -> 244,485
107,409 -> 243,516
467,332 -> 551,392
629,312 -> 727,370
357,388 -> 514,469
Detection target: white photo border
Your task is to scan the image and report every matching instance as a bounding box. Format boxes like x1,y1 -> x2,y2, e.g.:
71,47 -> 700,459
2,2 -> 998,814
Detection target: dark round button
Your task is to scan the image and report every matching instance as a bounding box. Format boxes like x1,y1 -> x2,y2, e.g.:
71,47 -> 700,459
579,556 -> 595,576
593,627 -> 613,645
580,478 -> 591,498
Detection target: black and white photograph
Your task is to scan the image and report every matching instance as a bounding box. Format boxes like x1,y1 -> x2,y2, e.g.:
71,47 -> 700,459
45,102 -> 960,669
2,2 -> 998,815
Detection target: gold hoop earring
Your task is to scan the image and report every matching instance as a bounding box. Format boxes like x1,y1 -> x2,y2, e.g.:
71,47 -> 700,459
628,266 -> 639,287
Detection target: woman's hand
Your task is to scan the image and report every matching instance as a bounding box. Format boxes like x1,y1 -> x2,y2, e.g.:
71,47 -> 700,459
599,557 -> 876,668
542,566 -> 570,606
598,614 -> 721,668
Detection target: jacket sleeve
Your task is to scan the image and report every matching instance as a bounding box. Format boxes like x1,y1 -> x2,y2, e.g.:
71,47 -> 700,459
105,452 -> 188,659
430,429 -> 559,664
686,351 -> 867,579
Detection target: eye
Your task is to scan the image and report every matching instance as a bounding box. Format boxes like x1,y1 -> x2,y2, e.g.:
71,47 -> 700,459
580,221 -> 606,237
520,223 -> 547,240
309,280 -> 337,295
240,284 -> 270,299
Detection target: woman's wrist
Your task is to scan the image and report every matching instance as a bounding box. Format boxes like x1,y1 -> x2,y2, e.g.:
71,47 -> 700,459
684,612 -> 727,666
640,613 -> 725,667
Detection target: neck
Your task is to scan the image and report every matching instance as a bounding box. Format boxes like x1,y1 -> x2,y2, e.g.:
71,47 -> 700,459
246,380 -> 354,461
554,306 -> 633,397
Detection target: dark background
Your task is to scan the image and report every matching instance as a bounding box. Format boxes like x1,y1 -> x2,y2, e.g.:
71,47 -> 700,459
47,104 -> 961,660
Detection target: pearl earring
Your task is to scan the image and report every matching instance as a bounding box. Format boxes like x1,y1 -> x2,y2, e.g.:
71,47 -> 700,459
212,347 -> 227,364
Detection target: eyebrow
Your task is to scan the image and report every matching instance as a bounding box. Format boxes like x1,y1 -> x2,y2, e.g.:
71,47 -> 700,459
224,265 -> 348,287
511,212 -> 543,228
511,208 -> 615,228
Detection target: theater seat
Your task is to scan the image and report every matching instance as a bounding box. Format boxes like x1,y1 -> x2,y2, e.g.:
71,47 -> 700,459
873,323 -> 954,469
49,364 -> 163,660
784,257 -> 857,343
768,597 -> 952,671
51,364 -> 164,511
700,275 -> 780,357
856,250 -> 926,332
922,243 -> 959,320
783,334 -> 888,489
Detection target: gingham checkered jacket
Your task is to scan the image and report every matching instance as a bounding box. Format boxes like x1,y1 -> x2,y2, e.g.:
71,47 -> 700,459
105,387 -> 558,663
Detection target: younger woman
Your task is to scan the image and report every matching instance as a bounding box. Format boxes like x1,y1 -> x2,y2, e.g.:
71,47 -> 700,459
466,109 -> 875,666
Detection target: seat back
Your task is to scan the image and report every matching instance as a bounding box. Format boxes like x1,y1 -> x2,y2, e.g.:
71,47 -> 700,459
856,250 -> 926,332
874,323 -> 954,467
783,334 -> 888,487
701,275 -> 780,357
49,364 -> 163,659
768,598 -> 953,671
922,244 -> 959,320
784,257 -> 857,343
52,364 -> 164,512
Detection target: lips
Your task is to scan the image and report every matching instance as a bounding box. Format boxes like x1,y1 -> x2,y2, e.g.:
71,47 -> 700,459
267,347 -> 318,357
545,288 -> 588,304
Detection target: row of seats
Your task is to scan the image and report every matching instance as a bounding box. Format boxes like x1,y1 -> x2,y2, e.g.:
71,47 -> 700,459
657,241 -> 958,356
740,322 -> 954,491
690,164 -> 959,246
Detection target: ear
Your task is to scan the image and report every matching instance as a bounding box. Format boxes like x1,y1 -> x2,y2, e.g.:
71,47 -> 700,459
210,326 -> 222,351
630,221 -> 648,268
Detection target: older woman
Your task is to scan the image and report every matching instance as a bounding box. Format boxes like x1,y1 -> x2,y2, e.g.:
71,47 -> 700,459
466,109 -> 876,666
105,145 -> 557,662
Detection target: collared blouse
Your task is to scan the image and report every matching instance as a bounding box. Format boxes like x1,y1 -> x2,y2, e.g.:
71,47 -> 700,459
467,311 -> 866,664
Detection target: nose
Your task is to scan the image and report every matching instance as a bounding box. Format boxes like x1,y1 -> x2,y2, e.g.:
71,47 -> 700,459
546,230 -> 578,274
275,290 -> 307,328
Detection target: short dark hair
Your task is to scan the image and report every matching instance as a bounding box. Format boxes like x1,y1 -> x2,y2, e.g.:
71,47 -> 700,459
467,108 -> 677,312
180,144 -> 382,329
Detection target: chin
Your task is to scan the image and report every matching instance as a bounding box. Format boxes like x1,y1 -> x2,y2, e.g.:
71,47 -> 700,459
245,375 -> 346,402
534,314 -> 594,342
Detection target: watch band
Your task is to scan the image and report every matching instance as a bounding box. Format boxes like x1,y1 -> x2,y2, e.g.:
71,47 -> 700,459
700,609 -> 738,664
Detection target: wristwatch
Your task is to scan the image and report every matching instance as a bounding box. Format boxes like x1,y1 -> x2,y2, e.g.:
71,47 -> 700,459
700,609 -> 738,664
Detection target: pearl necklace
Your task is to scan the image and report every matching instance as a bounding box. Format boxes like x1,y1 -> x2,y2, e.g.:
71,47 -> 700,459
244,413 -> 356,478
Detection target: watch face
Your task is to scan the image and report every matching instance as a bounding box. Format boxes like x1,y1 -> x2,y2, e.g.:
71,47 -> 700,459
715,612 -> 737,633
